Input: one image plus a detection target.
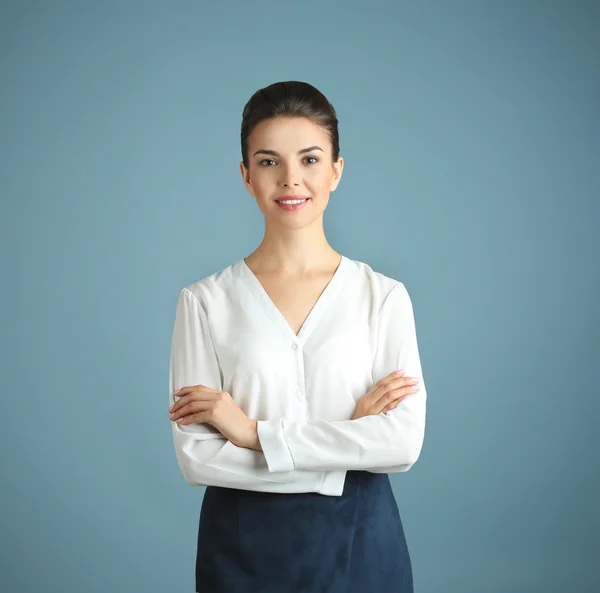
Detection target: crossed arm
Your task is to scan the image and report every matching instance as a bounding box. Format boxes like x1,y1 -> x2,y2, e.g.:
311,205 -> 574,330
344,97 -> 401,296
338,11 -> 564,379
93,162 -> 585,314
169,284 -> 427,490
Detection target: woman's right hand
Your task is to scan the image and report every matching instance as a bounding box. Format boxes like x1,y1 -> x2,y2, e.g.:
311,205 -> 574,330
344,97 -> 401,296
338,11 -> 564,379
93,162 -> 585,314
351,369 -> 421,420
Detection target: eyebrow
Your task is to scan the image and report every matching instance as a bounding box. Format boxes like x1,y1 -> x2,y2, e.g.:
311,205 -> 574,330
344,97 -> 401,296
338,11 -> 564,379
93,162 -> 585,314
253,145 -> 324,157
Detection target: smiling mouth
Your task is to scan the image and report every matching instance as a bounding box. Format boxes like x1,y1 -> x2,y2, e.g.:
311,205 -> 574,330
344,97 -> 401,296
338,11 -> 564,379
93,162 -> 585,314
274,197 -> 311,210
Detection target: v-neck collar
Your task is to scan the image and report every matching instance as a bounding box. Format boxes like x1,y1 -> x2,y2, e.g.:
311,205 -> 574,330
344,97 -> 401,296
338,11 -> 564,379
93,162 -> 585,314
237,255 -> 350,344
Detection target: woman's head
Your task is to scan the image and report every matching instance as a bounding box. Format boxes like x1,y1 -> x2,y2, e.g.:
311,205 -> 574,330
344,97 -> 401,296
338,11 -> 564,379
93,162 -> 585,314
240,81 -> 340,168
239,81 -> 344,230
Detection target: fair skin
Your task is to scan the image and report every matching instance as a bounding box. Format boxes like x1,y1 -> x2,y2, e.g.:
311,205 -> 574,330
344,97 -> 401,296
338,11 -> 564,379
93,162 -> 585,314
168,116 -> 420,449
239,114 -> 344,274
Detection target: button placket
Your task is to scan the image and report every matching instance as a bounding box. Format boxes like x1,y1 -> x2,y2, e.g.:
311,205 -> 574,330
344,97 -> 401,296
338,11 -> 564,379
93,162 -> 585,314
291,342 -> 306,415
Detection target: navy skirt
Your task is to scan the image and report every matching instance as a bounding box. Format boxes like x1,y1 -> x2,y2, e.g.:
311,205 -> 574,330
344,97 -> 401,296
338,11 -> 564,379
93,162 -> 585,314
195,470 -> 414,593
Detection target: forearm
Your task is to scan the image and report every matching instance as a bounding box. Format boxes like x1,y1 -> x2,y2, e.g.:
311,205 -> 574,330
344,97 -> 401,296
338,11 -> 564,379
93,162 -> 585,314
256,387 -> 426,473
172,423 -> 326,493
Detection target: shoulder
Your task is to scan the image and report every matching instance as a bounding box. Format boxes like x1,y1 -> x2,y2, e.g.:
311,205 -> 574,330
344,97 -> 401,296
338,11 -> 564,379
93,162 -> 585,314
343,256 -> 406,307
177,260 -> 240,311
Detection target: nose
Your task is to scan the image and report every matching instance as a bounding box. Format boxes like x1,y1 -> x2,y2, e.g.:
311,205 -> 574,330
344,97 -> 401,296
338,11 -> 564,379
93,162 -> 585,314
279,163 -> 301,187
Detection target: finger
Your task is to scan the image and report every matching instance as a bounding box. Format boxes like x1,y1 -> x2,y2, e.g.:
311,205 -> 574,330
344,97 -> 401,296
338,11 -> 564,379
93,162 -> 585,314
170,386 -> 219,413
172,400 -> 213,423
177,404 -> 218,425
170,392 -> 194,414
367,383 -> 389,404
369,376 -> 409,405
380,370 -> 408,390
392,376 -> 420,390
170,401 -> 197,420
172,383 -> 220,398
177,411 -> 205,425
378,383 -> 420,407
383,392 -> 415,413
172,385 -> 194,397
383,399 -> 402,414
369,370 -> 406,399
386,369 -> 406,382
373,370 -> 405,392
384,375 -> 420,395
400,384 -> 420,399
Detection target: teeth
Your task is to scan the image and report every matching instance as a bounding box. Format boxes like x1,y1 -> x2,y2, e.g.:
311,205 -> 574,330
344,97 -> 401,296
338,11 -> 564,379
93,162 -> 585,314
278,198 -> 308,205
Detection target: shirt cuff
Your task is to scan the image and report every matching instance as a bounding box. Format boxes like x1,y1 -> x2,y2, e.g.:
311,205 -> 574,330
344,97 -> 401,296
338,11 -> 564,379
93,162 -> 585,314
257,419 -> 295,473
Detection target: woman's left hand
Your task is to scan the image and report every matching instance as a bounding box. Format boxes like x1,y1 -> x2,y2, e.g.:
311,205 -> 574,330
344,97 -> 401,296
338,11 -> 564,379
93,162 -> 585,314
169,385 -> 259,450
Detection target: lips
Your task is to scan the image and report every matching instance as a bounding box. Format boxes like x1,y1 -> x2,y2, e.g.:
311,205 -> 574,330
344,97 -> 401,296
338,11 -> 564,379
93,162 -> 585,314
274,197 -> 311,211
275,195 -> 310,202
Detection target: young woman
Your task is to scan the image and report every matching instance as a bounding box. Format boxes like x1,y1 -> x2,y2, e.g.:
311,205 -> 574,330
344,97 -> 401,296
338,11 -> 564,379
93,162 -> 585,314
168,80 -> 427,593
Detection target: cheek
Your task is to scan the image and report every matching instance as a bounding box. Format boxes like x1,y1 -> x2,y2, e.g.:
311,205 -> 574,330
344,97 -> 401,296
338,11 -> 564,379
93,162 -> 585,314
249,174 -> 269,193
250,178 -> 275,206
248,166 -> 272,186
306,169 -> 334,192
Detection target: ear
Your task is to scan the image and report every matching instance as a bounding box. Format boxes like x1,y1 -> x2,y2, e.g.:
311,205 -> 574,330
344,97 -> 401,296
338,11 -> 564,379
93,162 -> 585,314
239,161 -> 255,196
330,156 -> 344,191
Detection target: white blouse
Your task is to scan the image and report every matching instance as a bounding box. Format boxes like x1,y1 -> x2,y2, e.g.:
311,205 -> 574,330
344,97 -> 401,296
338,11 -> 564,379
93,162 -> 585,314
168,255 -> 427,497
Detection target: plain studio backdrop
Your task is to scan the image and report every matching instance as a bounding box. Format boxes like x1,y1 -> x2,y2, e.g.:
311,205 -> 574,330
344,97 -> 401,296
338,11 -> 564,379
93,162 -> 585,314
1,1 -> 598,592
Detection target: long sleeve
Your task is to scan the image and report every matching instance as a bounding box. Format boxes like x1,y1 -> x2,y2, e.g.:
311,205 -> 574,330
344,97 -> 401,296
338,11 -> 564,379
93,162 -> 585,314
257,282 -> 427,473
169,287 -> 328,492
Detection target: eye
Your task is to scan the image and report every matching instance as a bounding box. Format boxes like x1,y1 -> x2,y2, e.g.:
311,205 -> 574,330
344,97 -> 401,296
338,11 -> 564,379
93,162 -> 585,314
258,156 -> 320,167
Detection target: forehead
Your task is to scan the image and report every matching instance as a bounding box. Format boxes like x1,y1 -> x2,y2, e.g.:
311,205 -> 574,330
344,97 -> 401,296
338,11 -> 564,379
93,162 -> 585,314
249,117 -> 329,152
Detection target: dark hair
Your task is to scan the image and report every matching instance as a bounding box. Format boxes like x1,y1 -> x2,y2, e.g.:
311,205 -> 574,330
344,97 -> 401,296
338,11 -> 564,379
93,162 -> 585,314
240,81 -> 340,169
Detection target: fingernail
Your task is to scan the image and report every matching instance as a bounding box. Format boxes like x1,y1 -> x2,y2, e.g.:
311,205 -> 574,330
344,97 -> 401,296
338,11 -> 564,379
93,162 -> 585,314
395,369 -> 405,375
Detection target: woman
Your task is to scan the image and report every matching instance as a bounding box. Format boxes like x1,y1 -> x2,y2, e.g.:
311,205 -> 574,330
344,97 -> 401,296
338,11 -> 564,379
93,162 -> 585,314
168,81 -> 427,593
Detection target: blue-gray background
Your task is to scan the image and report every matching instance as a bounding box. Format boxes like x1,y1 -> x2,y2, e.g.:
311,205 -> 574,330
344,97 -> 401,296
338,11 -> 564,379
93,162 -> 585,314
1,1 -> 598,591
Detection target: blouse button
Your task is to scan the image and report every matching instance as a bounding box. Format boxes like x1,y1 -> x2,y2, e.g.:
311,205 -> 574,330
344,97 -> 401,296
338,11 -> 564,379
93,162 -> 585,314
291,343 -> 298,351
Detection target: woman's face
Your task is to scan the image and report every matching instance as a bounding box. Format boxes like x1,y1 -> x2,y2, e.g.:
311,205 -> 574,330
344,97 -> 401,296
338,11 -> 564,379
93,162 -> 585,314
240,116 -> 343,229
